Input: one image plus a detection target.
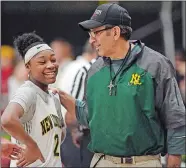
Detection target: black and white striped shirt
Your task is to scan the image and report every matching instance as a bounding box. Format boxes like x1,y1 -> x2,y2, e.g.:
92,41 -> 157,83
71,59 -> 96,100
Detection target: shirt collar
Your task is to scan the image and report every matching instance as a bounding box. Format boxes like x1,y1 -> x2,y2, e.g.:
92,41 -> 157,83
25,80 -> 50,103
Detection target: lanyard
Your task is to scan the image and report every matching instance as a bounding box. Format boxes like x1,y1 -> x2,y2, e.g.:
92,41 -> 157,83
108,44 -> 131,96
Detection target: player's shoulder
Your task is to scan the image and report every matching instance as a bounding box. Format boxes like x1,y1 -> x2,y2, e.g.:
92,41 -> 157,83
12,81 -> 37,99
9,81 -> 37,115
49,91 -> 60,103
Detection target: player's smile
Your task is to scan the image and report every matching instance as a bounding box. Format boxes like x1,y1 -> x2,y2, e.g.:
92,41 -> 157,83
43,70 -> 57,79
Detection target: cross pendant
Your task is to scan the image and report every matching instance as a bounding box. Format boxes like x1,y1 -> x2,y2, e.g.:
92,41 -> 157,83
108,80 -> 115,96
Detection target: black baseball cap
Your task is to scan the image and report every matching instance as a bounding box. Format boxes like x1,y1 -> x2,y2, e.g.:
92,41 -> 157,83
79,3 -> 131,31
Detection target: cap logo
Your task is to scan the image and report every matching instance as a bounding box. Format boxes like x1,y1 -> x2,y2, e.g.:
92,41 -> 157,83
92,9 -> 102,18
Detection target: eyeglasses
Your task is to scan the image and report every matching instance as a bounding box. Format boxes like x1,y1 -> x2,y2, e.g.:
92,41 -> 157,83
88,27 -> 113,38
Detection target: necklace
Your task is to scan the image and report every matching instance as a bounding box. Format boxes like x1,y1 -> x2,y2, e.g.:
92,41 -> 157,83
108,44 -> 131,96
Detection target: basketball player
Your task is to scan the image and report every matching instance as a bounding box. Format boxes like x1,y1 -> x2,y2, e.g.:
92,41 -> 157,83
1,32 -> 65,167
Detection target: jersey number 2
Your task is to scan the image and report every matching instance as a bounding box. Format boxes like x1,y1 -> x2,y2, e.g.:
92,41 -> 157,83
54,134 -> 59,156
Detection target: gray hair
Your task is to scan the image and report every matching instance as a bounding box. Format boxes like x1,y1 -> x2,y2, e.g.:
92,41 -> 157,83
105,24 -> 132,40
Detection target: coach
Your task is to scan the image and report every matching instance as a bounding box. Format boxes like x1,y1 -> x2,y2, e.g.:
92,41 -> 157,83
57,3 -> 186,167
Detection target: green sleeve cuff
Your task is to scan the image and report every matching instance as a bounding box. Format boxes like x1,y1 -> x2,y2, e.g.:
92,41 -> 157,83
75,99 -> 89,127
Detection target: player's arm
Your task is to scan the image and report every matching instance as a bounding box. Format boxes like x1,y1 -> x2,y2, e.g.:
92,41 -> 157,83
1,103 -> 37,148
1,87 -> 45,166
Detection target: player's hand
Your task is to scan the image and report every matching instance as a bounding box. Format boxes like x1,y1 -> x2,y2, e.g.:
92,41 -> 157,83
16,143 -> 45,167
167,154 -> 181,167
1,141 -> 22,160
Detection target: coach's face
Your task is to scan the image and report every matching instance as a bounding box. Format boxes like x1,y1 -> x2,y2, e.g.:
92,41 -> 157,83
88,25 -> 121,57
26,50 -> 58,88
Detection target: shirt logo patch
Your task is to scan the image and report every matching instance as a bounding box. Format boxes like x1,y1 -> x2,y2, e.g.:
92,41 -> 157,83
129,73 -> 142,85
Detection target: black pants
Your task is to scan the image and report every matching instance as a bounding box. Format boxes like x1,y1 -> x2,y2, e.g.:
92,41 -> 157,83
80,131 -> 94,167
60,128 -> 93,167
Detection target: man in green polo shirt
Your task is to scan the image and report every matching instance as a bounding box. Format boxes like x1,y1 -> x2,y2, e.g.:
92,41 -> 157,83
56,3 -> 186,167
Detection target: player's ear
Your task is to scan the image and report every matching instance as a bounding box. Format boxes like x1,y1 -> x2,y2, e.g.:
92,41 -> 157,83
25,63 -> 31,74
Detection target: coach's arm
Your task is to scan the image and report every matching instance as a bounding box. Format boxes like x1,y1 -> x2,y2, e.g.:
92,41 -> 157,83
56,90 -> 89,128
155,59 -> 186,167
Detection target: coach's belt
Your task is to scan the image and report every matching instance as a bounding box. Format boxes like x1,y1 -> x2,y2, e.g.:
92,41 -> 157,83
96,153 -> 160,164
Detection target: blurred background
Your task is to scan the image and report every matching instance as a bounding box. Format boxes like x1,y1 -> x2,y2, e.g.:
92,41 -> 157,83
1,1 -> 185,167
1,1 -> 185,55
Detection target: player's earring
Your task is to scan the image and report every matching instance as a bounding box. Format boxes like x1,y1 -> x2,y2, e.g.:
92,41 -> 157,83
28,72 -> 30,78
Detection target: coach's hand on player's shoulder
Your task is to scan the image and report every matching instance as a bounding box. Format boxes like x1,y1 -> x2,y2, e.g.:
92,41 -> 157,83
16,142 -> 45,167
50,87 -> 76,114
